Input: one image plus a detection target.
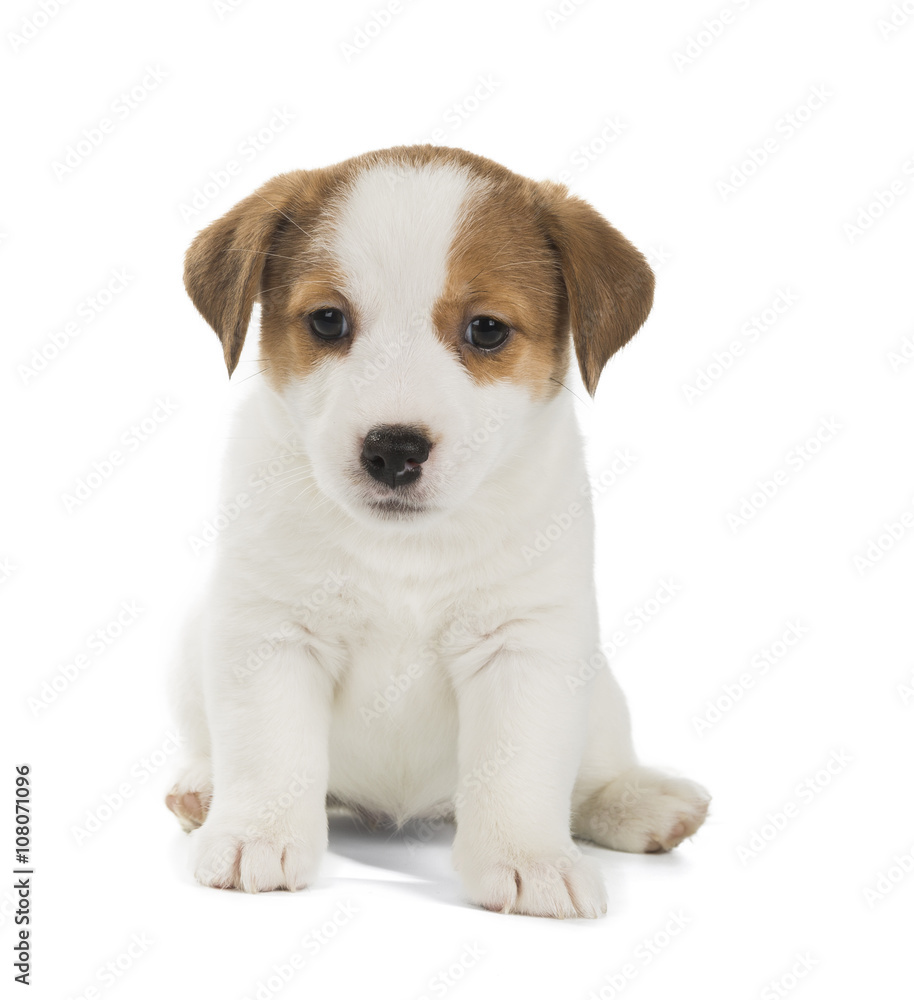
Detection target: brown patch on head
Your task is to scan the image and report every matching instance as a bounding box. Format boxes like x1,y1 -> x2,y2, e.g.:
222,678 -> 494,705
184,146 -> 478,386
258,264 -> 357,386
430,152 -> 654,398
184,144 -> 653,396
434,174 -> 569,400
183,164 -> 357,384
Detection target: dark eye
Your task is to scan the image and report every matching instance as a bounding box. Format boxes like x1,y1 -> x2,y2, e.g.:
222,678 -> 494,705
308,308 -> 350,341
465,316 -> 510,351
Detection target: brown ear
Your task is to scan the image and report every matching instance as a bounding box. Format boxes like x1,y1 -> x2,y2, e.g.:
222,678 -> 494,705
184,174 -> 298,376
537,182 -> 654,395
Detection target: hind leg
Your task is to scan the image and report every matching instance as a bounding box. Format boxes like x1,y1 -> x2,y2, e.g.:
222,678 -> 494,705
165,607 -> 213,832
573,765 -> 710,853
571,663 -> 710,852
166,761 -> 213,832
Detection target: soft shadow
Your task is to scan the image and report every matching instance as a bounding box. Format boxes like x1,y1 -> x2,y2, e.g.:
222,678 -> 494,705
325,810 -> 475,908
327,810 -> 455,878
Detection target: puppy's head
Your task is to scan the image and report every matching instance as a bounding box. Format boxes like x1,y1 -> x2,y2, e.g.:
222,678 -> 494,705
185,146 -> 653,524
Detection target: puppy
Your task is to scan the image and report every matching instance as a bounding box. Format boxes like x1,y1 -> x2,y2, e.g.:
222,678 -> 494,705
166,145 -> 709,918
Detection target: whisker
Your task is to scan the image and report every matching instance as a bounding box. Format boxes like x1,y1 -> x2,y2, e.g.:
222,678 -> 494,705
229,453 -> 305,473
264,474 -> 312,501
235,367 -> 269,384
550,376 -> 588,405
478,258 -> 556,271
251,191 -> 311,240
222,248 -> 303,262
258,278 -> 311,295
263,468 -> 315,490
466,237 -> 516,284
292,480 -> 325,505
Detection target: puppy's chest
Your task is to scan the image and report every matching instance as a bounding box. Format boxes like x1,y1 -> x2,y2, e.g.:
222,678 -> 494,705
321,583 -> 477,813
327,583 -> 474,699
293,556 -> 504,672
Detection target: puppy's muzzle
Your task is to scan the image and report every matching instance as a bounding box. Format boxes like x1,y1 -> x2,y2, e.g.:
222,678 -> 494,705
361,426 -> 431,489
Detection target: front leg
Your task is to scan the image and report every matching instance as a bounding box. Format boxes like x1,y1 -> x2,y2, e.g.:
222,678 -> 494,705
448,642 -> 607,919
191,620 -> 334,893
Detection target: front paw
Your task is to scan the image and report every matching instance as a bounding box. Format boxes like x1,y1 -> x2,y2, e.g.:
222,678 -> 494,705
191,822 -> 323,893
454,840 -> 607,919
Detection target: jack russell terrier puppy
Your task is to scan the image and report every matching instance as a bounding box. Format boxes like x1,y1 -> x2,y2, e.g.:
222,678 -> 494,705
166,144 -> 710,918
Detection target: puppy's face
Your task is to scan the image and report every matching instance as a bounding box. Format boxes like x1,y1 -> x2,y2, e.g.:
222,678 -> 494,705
184,147 -> 654,525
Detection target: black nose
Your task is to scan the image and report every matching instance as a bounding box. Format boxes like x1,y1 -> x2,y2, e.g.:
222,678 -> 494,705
361,426 -> 431,489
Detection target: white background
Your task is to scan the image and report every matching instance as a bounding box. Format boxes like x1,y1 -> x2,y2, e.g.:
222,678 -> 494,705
4,0 -> 914,997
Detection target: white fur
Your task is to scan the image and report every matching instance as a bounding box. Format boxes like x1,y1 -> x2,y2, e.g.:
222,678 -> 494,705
168,159 -> 709,917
